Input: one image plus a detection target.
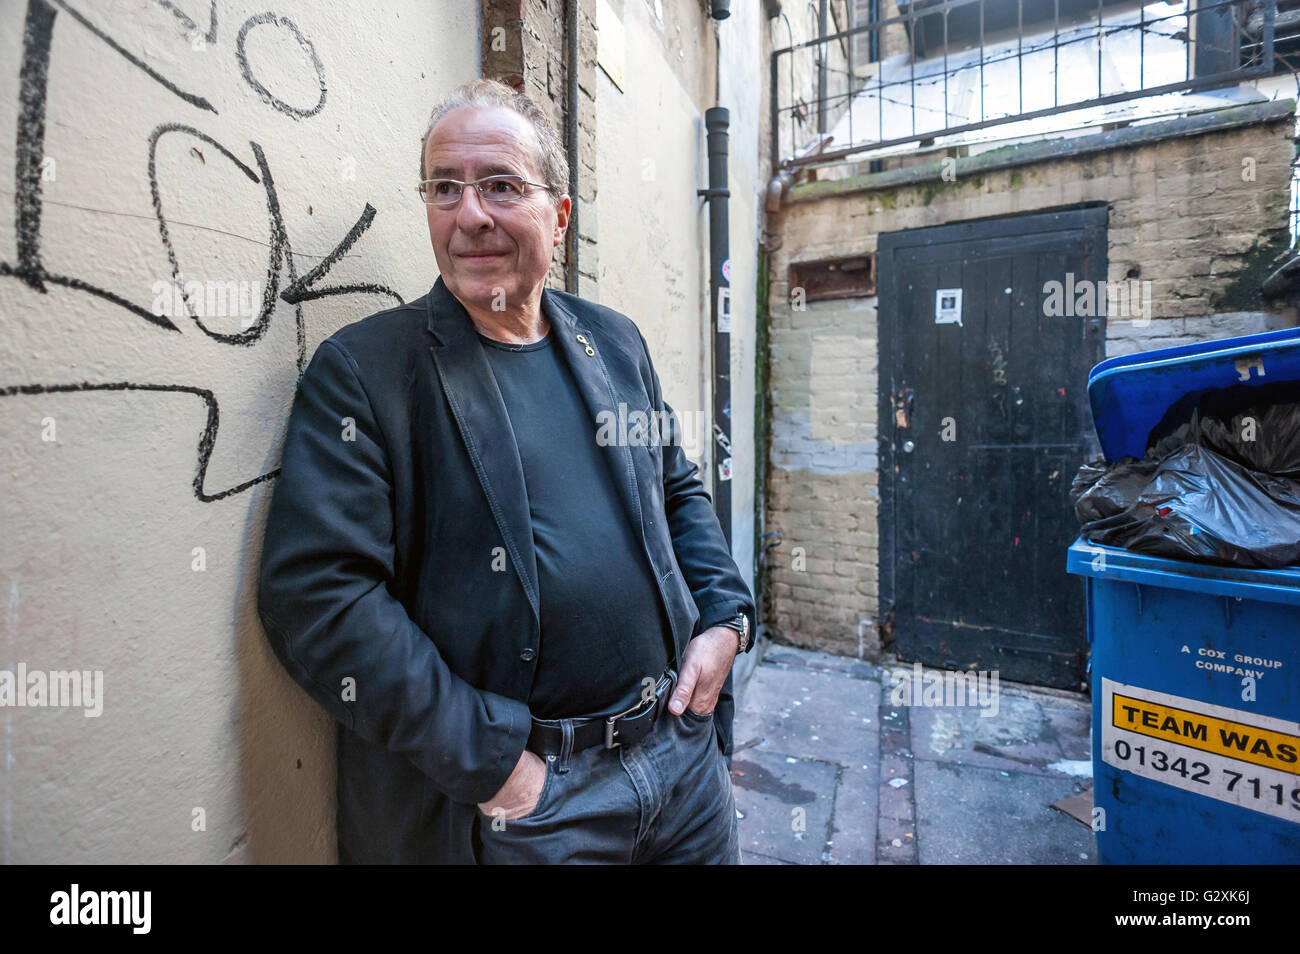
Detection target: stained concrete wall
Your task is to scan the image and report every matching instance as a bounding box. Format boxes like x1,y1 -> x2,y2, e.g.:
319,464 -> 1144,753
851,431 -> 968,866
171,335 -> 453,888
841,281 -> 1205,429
764,104 -> 1298,657
0,0 -> 478,862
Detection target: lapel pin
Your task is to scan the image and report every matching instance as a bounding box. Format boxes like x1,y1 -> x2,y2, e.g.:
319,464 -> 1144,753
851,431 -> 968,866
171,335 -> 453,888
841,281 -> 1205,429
576,333 -> 594,356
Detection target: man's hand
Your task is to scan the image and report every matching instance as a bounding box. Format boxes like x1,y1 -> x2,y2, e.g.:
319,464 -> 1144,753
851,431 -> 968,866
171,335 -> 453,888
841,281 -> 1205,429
667,625 -> 737,717
478,748 -> 547,820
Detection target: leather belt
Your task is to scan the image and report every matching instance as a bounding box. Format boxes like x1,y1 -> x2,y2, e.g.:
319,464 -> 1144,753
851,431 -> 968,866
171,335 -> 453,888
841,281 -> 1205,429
527,669 -> 677,758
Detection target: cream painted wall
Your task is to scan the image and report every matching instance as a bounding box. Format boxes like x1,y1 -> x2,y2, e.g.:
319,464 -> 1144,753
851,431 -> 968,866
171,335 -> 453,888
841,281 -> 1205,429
596,0 -> 710,452
0,0 -> 478,862
717,0 -> 763,593
594,0 -> 762,591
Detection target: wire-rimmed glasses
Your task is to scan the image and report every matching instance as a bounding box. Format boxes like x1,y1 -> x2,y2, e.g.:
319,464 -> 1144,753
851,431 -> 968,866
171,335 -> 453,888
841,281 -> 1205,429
416,173 -> 555,207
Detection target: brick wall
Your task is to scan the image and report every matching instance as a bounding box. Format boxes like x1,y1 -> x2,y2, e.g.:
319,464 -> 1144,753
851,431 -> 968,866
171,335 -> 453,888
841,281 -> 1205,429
767,298 -> 881,657
763,106 -> 1298,657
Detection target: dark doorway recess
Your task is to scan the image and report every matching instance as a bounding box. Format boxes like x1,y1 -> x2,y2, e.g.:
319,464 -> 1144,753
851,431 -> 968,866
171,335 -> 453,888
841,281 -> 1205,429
878,205 -> 1107,689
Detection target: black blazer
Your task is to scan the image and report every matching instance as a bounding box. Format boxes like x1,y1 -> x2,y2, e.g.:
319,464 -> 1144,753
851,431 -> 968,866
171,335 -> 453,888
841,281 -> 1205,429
256,276 -> 755,864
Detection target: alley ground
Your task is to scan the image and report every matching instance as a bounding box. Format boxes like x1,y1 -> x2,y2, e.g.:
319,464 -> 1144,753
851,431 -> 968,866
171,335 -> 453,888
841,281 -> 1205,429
730,643 -> 1097,864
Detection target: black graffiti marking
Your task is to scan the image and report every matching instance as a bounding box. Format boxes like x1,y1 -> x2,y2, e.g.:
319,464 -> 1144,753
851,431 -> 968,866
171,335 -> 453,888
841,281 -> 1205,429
235,12 -> 326,119
19,132 -> 405,501
252,141 -> 304,369
149,124 -> 403,364
2,382 -> 276,502
280,203 -> 396,308
155,0 -> 216,44
0,263 -> 179,330
48,0 -> 216,113
277,199 -> 402,377
247,142 -> 404,374
14,0 -> 55,290
3,0 -> 404,500
9,0 -> 204,326
148,124 -> 264,342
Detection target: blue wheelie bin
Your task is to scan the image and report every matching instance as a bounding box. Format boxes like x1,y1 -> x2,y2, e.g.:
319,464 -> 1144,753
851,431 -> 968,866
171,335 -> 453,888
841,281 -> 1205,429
1067,327 -> 1300,864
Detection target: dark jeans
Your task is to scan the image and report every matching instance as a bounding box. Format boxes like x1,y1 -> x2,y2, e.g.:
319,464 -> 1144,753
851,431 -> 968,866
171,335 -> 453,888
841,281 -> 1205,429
473,705 -> 741,864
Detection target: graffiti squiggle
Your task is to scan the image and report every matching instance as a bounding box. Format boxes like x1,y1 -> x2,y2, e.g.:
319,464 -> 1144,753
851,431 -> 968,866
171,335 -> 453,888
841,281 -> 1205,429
2,0 -> 407,500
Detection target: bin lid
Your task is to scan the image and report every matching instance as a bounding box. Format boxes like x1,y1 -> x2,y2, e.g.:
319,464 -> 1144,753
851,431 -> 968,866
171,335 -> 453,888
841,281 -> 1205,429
1066,537 -> 1300,605
1087,327 -> 1300,462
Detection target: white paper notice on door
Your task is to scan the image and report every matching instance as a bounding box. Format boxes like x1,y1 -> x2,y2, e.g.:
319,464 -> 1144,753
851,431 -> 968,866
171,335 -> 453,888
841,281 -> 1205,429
935,288 -> 963,326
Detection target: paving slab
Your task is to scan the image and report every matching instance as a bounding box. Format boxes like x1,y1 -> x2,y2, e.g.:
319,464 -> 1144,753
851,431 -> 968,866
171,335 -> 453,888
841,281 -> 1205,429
731,644 -> 1096,865
913,760 -> 1098,864
828,762 -> 878,864
1042,704 -> 1093,761
729,748 -> 838,865
908,703 -> 1071,776
876,812 -> 918,863
735,663 -> 879,766
762,646 -> 880,680
740,848 -> 796,865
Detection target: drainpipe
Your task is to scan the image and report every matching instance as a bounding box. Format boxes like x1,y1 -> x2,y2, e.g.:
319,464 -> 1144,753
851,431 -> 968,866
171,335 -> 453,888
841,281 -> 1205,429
698,107 -> 732,546
764,133 -> 834,214
817,0 -> 828,133
566,0 -> 580,293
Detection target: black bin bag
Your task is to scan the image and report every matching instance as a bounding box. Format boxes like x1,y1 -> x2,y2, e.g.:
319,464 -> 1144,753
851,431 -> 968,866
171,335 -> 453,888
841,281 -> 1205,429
1073,383 -> 1300,569
1073,443 -> 1300,569
1146,380 -> 1300,478
1074,333 -> 1300,568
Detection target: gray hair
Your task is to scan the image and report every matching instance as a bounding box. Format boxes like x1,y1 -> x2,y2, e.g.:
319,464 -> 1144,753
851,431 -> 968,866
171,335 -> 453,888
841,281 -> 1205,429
420,78 -> 569,198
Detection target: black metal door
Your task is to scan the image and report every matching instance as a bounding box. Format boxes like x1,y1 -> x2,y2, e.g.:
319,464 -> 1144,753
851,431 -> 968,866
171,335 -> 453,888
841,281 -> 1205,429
878,206 -> 1107,689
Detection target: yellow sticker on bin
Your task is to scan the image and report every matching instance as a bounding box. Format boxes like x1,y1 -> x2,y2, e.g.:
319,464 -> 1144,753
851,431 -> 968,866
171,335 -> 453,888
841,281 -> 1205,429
1112,692 -> 1300,776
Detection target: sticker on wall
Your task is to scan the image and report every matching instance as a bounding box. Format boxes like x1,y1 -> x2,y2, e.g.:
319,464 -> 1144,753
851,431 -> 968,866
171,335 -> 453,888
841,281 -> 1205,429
719,456 -> 733,481
713,423 -> 731,456
717,286 -> 732,333
721,258 -> 732,283
935,288 -> 963,326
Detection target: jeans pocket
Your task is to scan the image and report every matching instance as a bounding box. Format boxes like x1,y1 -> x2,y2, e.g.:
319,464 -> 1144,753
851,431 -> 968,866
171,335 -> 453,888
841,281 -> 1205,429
682,705 -> 714,725
480,755 -> 556,831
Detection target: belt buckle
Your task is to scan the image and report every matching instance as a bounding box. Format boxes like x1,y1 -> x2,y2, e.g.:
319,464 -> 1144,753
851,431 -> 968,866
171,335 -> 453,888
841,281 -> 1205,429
604,696 -> 650,748
603,670 -> 674,749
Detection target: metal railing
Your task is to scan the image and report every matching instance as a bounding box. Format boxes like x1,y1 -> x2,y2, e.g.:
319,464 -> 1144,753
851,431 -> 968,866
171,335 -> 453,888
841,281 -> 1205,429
770,0 -> 1280,171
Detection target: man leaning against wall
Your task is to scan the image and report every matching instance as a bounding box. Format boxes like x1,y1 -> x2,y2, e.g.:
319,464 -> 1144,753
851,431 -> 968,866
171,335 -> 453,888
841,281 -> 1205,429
256,79 -> 755,864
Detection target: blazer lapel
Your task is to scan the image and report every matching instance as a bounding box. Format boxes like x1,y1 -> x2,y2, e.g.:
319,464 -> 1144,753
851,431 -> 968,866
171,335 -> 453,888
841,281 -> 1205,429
426,277 -> 540,621
542,288 -> 647,548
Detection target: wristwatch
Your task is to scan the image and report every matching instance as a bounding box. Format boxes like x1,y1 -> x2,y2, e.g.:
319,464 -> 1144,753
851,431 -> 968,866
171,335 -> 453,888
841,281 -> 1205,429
719,612 -> 751,655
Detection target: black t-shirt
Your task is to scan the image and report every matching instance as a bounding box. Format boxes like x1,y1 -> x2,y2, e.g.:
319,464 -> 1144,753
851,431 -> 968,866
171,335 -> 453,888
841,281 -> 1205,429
477,322 -> 674,720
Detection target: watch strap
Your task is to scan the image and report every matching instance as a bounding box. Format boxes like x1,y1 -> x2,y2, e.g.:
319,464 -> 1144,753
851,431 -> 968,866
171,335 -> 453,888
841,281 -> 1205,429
719,612 -> 750,654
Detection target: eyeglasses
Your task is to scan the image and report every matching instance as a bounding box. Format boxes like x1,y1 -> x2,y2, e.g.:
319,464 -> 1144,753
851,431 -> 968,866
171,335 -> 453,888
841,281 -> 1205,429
416,174 -> 555,207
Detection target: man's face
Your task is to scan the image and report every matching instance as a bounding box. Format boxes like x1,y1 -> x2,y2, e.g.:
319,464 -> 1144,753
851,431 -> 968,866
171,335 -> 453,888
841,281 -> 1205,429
421,105 -> 569,313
